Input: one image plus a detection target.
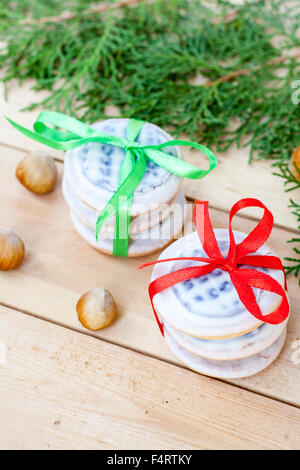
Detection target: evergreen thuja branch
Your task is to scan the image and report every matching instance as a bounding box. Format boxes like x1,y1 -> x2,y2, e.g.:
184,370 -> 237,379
1,0 -> 299,164
274,163 -> 300,283
20,0 -> 147,25
204,53 -> 300,88
288,200 -> 300,222
284,199 -> 300,282
273,163 -> 300,193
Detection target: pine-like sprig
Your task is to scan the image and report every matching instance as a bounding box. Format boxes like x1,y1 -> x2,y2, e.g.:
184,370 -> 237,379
285,199 -> 300,282
0,0 -> 299,280
274,162 -> 300,283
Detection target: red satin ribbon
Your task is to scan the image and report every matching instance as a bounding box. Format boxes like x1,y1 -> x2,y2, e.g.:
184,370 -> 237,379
139,198 -> 289,336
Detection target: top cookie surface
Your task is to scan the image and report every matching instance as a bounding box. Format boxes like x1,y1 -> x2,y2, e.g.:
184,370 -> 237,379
151,229 -> 286,338
64,118 -> 182,211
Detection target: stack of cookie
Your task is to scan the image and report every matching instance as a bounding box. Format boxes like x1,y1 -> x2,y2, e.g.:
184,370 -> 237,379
63,118 -> 186,256
151,229 -> 289,379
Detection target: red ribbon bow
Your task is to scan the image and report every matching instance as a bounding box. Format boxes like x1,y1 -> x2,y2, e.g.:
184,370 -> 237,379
139,198 -> 289,336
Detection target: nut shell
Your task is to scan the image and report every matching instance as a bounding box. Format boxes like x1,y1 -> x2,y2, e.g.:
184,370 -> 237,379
0,229 -> 25,270
291,146 -> 300,182
16,151 -> 58,194
76,287 -> 117,331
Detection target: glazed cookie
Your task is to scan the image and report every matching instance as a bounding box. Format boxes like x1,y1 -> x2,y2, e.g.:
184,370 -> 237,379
70,193 -> 186,257
165,320 -> 287,360
151,230 -> 286,339
164,326 -> 286,379
62,175 -> 182,235
64,118 -> 182,215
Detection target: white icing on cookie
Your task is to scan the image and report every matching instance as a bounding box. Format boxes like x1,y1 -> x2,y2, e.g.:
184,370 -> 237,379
151,230 -> 285,338
70,193 -> 186,256
64,118 -> 182,213
164,326 -> 286,378
165,319 -> 287,360
62,175 -> 181,235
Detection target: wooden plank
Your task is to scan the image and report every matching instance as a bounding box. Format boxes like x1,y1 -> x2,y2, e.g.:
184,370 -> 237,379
183,144 -> 299,233
0,80 -> 299,231
0,304 -> 299,450
0,145 -> 299,406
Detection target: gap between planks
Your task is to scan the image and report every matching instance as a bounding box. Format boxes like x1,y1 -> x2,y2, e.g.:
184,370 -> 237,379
1,298 -> 300,412
0,102 -> 299,232
0,135 -> 299,408
2,141 -> 298,236
1,303 -> 300,450
184,195 -> 300,236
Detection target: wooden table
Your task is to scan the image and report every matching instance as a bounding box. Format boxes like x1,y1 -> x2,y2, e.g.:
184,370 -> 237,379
0,80 -> 299,450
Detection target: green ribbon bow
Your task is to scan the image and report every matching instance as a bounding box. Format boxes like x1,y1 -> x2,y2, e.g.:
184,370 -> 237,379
5,111 -> 218,256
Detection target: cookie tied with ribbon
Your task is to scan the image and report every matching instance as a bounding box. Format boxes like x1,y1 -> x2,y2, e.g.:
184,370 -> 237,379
140,199 -> 290,379
6,112 -> 217,257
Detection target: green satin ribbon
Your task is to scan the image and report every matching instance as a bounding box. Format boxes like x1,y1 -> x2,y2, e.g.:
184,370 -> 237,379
5,111 -> 218,256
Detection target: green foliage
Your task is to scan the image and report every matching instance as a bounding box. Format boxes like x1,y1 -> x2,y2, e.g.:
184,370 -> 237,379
284,200 -> 300,282
0,0 -> 299,280
274,163 -> 300,283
